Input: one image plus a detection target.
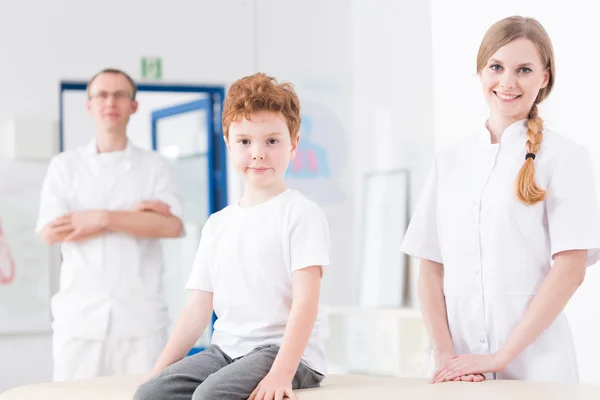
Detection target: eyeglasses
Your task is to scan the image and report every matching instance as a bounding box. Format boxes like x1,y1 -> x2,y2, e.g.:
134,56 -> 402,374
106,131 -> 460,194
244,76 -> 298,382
88,90 -> 134,101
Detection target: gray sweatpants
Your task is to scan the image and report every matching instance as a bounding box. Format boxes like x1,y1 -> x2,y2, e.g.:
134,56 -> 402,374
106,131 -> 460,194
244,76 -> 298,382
134,344 -> 324,400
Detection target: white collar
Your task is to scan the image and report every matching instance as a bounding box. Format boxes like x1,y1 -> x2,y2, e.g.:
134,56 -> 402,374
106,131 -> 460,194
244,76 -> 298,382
478,119 -> 528,146
84,138 -> 135,157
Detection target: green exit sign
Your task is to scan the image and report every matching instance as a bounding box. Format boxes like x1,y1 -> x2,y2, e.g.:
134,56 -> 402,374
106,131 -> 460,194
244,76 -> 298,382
141,57 -> 162,80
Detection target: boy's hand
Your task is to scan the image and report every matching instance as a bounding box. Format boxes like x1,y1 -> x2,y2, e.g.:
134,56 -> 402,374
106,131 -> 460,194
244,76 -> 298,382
249,371 -> 295,400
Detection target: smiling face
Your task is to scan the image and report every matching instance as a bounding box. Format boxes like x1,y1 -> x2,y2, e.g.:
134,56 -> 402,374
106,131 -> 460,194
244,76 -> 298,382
476,17 -> 556,206
479,38 -> 550,122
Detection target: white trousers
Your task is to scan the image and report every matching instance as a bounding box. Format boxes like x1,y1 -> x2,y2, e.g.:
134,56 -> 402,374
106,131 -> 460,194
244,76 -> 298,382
52,329 -> 167,382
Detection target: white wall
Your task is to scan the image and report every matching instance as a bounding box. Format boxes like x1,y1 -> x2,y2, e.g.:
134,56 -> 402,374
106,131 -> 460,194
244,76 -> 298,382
430,0 -> 600,383
0,0 -> 255,120
0,334 -> 53,390
351,0 -> 434,308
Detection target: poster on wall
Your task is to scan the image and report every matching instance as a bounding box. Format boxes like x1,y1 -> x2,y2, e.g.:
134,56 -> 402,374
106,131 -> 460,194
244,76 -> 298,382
279,74 -> 355,306
0,159 -> 51,334
284,94 -> 349,208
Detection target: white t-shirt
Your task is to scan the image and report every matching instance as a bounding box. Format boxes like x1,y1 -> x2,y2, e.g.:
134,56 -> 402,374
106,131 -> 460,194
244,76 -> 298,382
401,119 -> 600,382
186,189 -> 331,374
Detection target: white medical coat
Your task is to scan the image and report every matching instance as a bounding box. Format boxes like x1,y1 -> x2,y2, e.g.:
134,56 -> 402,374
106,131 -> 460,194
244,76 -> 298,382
401,120 -> 600,382
36,140 -> 183,339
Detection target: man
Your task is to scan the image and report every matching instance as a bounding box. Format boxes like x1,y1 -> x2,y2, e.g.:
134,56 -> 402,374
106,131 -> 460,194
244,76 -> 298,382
36,68 -> 184,381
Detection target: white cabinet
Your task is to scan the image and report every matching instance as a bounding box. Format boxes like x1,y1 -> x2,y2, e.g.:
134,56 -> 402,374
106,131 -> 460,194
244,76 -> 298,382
324,306 -> 430,377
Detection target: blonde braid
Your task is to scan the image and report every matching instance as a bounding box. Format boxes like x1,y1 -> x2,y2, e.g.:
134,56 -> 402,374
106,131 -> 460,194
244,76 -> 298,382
515,104 -> 546,205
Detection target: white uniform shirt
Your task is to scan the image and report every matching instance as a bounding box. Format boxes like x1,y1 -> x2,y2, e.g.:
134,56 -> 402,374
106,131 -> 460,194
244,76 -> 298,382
401,120 -> 600,382
186,189 -> 331,374
36,140 -> 183,339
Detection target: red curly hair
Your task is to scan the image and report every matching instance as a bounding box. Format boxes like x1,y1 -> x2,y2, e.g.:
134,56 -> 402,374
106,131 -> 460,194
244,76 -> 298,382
222,72 -> 301,140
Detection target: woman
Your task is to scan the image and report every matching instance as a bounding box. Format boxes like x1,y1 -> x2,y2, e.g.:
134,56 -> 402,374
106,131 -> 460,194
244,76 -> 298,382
401,16 -> 600,383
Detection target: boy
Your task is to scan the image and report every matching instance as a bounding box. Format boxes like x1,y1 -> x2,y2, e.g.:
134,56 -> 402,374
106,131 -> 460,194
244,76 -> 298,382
135,73 -> 331,400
